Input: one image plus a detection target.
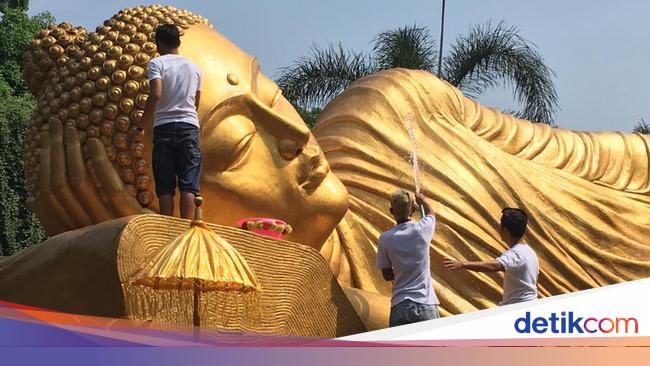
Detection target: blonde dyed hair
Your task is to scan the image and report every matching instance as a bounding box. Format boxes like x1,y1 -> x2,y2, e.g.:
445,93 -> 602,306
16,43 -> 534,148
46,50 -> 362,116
390,189 -> 413,220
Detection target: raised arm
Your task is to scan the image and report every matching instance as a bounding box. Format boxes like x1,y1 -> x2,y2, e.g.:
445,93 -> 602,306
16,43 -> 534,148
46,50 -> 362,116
444,258 -> 504,273
415,192 -> 433,216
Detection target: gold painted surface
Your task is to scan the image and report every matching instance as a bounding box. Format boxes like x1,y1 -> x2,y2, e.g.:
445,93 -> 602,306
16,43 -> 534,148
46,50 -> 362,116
21,5 -> 348,249
0,215 -> 366,337
128,223 -> 260,292
12,5 -> 650,330
0,217 -> 132,317
118,215 -> 365,336
129,197 -> 262,293
314,69 -> 650,313
125,197 -> 263,327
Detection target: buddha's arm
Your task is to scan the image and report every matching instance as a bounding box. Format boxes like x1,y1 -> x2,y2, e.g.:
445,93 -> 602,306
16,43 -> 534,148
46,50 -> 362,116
0,218 -> 130,317
461,98 -> 650,195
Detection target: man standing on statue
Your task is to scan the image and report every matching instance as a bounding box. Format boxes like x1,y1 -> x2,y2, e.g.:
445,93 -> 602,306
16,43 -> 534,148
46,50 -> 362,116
376,190 -> 440,327
139,23 -> 203,219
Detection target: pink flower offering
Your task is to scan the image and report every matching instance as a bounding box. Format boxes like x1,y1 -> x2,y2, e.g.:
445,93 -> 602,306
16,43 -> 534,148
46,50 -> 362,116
236,218 -> 293,240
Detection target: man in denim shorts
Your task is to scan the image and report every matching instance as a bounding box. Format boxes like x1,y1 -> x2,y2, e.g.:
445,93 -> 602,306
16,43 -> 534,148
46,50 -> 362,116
376,190 -> 440,327
138,24 -> 202,218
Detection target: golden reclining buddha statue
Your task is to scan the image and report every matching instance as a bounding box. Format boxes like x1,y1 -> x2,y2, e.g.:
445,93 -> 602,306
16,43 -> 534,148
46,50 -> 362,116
1,5 -> 650,334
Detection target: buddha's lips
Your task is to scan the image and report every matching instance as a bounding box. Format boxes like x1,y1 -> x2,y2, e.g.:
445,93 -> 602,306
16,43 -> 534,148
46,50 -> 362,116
300,161 -> 330,190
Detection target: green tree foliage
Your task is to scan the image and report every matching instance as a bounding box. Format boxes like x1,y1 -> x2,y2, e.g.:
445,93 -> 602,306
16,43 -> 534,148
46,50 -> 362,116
0,6 -> 54,95
0,0 -> 29,11
633,119 -> 649,134
442,22 -> 557,124
278,22 -> 558,126
295,106 -> 322,128
0,83 -> 45,255
0,6 -> 54,255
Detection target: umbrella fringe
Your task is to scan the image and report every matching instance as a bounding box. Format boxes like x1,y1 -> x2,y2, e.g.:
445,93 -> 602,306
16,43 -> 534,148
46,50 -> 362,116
122,284 -> 263,330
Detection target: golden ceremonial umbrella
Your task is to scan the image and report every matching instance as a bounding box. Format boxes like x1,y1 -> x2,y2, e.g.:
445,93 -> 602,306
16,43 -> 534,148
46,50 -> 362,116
127,196 -> 261,327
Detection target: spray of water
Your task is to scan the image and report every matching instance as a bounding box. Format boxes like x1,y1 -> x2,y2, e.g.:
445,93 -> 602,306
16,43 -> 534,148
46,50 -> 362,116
405,113 -> 421,194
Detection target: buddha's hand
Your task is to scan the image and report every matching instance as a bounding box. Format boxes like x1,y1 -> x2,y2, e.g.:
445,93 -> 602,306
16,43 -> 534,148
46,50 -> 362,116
27,119 -> 145,235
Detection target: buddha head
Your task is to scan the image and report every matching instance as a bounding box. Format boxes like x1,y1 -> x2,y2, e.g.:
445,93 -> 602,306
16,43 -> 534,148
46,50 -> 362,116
22,5 -> 349,249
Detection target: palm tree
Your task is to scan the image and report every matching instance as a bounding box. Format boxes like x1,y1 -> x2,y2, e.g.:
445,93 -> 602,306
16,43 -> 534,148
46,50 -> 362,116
633,119 -> 650,134
277,44 -> 374,120
277,21 -> 558,125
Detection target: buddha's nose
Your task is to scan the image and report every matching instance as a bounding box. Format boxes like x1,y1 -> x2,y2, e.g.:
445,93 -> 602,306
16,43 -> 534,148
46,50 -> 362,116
249,94 -> 310,161
302,144 -> 322,166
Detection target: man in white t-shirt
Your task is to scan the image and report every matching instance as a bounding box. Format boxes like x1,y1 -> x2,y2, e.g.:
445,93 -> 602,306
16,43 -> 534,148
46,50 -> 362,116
444,208 -> 539,305
376,190 -> 440,327
138,24 -> 202,219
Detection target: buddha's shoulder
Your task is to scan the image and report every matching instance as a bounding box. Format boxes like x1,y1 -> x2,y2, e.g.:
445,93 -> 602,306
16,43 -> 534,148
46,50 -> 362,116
348,68 -> 461,97
317,68 -> 465,124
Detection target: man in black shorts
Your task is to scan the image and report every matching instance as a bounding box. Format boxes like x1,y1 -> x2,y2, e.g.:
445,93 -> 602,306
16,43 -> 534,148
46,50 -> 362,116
139,24 -> 202,218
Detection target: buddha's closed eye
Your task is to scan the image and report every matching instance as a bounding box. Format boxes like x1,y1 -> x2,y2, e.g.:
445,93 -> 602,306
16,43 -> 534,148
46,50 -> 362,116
203,112 -> 257,173
228,131 -> 255,171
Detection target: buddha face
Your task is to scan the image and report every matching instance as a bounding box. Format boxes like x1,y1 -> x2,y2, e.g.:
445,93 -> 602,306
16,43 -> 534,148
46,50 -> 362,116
163,24 -> 349,248
22,7 -> 348,249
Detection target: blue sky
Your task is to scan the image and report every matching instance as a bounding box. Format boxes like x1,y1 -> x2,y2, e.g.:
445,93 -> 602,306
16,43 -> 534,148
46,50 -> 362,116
28,0 -> 650,132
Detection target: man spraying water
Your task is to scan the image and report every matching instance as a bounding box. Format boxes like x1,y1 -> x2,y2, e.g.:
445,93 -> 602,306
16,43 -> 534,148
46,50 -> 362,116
376,190 -> 440,327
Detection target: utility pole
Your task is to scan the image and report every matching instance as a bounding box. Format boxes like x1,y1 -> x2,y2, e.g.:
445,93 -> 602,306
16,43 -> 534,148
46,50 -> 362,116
437,0 -> 446,77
